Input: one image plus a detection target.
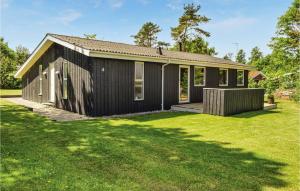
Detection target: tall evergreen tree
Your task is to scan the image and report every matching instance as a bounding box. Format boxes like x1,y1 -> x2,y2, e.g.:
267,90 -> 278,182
171,3 -> 210,51
172,36 -> 217,56
157,41 -> 171,49
132,22 -> 162,47
235,49 -> 247,64
248,46 -> 264,69
223,53 -> 233,61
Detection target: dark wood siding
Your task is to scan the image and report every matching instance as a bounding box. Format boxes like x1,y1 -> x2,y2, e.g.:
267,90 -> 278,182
190,66 -> 202,103
206,67 -> 219,87
22,45 -> 56,103
203,88 -> 264,116
22,43 -> 250,116
189,67 -> 249,103
22,44 -> 93,115
163,64 -> 179,109
91,58 -> 162,116
55,45 -> 93,115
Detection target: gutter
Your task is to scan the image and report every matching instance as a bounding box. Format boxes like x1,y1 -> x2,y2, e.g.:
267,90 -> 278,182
161,59 -> 170,111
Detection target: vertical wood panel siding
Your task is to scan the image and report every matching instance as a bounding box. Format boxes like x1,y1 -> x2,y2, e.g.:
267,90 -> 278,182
22,42 -> 251,116
22,44 -> 93,115
203,88 -> 264,116
163,64 -> 179,109
91,58 -> 162,116
56,46 -> 93,115
190,66 -> 202,102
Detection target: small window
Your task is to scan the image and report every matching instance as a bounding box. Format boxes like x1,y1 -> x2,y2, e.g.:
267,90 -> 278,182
39,64 -> 42,95
237,70 -> 244,86
134,61 -> 144,100
63,62 -> 68,99
194,67 -> 205,86
219,68 -> 228,86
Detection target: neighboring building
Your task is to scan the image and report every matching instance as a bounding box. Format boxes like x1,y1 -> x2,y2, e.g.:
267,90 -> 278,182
15,34 -> 254,116
249,71 -> 266,83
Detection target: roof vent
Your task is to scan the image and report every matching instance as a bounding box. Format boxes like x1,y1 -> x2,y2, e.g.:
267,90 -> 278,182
157,47 -> 163,55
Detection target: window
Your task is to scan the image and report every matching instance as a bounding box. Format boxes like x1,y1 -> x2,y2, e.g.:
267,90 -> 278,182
237,70 -> 244,86
63,62 -> 68,99
39,64 -> 42,95
134,61 -> 144,100
194,67 -> 205,86
219,68 -> 228,86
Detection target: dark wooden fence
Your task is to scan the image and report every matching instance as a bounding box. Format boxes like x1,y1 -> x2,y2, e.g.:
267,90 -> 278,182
203,88 -> 265,116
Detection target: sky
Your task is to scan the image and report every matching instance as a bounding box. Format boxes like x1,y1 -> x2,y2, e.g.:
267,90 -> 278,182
0,0 -> 292,58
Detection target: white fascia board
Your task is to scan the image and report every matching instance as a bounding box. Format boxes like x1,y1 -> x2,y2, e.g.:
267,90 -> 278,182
89,51 -> 255,71
89,51 -> 168,63
15,35 -> 90,78
47,36 -> 90,56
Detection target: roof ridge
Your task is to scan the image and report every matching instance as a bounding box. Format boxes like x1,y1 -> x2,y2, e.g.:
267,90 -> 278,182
48,33 -> 158,50
47,33 -> 244,65
48,33 -> 229,60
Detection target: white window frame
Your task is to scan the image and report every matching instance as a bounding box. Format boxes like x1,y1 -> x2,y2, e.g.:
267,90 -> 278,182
39,64 -> 42,95
194,66 -> 206,86
134,61 -> 144,101
63,61 -> 68,99
237,70 -> 244,86
219,68 -> 228,86
178,65 -> 190,103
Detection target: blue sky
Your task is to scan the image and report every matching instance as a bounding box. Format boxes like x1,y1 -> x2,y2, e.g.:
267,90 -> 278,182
0,0 -> 292,58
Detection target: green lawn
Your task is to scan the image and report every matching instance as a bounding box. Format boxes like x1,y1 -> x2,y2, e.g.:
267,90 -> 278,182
1,99 -> 299,191
0,89 -> 22,96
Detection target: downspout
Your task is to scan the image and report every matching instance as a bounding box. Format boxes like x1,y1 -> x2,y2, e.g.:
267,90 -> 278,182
161,59 -> 170,111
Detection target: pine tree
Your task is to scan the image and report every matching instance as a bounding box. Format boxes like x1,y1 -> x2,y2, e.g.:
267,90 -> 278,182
132,22 -> 161,47
171,3 -> 210,51
235,49 -> 247,64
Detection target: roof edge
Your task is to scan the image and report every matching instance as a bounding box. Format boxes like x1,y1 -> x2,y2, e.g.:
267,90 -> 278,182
89,50 -> 255,70
15,34 -> 91,78
15,34 -> 255,78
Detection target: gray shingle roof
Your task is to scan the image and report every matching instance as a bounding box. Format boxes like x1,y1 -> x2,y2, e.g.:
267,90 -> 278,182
49,33 -> 244,66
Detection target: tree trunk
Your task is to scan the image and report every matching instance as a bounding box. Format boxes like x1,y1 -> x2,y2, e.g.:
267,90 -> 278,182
179,42 -> 183,52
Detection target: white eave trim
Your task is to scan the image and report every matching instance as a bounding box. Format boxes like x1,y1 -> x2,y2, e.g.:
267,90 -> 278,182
15,34 -> 255,78
15,34 -> 90,78
89,51 -> 255,71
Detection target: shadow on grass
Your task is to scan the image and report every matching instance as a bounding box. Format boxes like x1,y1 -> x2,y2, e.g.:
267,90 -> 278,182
1,103 -> 287,191
126,111 -> 198,122
232,109 -> 281,118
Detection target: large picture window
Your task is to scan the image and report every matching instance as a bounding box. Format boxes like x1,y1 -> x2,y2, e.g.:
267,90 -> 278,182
237,70 -> 244,86
39,64 -> 42,95
134,61 -> 144,101
219,68 -> 228,86
194,66 -> 205,86
63,62 -> 68,99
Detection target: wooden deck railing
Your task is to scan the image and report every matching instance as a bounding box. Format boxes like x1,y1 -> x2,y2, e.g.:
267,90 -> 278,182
203,88 -> 265,116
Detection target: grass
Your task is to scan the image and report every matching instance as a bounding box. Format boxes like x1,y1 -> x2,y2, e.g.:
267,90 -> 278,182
0,89 -> 21,96
0,99 -> 299,191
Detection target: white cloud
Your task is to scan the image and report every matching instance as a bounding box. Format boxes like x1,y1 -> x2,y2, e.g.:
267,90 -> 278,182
166,0 -> 182,10
108,0 -> 123,8
0,0 -> 11,9
208,17 -> 257,29
56,9 -> 82,25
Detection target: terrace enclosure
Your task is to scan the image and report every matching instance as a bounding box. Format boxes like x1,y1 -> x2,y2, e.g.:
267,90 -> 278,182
15,34 -> 256,116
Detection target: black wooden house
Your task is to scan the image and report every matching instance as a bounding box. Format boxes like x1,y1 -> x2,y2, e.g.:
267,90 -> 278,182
15,34 -> 254,116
